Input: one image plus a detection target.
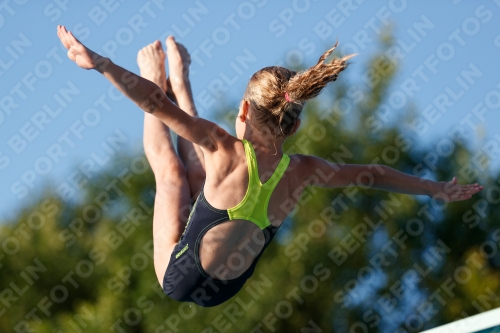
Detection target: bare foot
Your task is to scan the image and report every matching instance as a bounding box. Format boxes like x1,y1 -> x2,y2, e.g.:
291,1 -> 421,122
165,36 -> 191,93
137,40 -> 167,91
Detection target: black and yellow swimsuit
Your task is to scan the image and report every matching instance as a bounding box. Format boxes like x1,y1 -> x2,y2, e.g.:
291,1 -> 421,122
163,139 -> 290,307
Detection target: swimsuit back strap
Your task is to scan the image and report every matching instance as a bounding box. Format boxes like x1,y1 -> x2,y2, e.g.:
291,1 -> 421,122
242,139 -> 262,187
228,140 -> 290,229
243,139 -> 290,187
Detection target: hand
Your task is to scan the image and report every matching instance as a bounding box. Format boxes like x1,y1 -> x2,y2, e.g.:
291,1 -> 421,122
57,25 -> 105,70
432,177 -> 483,203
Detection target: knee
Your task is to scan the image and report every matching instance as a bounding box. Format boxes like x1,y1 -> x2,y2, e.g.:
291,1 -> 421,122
144,144 -> 173,165
154,159 -> 187,183
145,147 -> 186,180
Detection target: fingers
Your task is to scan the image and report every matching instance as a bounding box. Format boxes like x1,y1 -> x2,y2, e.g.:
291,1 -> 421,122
453,185 -> 482,195
436,177 -> 484,202
451,185 -> 481,200
67,30 -> 81,47
447,182 -> 484,202
61,26 -> 71,47
450,193 -> 472,201
445,177 -> 483,192
461,183 -> 483,193
58,25 -> 74,50
57,25 -> 68,48
58,25 -> 82,51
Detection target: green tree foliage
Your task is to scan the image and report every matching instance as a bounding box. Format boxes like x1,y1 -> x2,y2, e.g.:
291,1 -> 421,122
1,39 -> 499,333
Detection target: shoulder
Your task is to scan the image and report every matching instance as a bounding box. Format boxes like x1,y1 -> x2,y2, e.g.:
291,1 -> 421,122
198,121 -> 240,154
286,154 -> 322,184
205,132 -> 245,170
288,154 -> 323,168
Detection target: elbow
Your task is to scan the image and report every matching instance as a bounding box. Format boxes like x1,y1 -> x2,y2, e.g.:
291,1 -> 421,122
142,87 -> 169,114
141,100 -> 157,114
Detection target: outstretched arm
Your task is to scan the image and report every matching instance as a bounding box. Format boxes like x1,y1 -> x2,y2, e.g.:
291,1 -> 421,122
57,25 -> 227,152
301,155 -> 483,202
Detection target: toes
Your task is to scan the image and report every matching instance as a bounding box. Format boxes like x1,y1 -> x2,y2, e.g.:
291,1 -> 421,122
153,40 -> 162,50
165,36 -> 179,52
139,43 -> 155,55
137,47 -> 146,59
166,35 -> 175,45
146,41 -> 165,57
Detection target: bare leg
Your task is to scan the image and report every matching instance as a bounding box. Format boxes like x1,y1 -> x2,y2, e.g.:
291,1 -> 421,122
138,41 -> 191,284
166,36 -> 206,200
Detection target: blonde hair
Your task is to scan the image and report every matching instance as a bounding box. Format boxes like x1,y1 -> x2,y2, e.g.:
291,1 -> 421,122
243,42 -> 355,138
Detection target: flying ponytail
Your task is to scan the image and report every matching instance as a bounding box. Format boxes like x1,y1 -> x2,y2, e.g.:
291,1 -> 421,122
284,41 -> 355,103
242,41 -> 354,138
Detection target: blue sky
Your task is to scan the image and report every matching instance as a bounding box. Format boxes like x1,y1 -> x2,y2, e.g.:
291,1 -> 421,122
1,0 -> 499,221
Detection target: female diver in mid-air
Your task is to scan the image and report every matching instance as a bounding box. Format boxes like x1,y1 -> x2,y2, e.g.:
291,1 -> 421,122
56,25 -> 483,307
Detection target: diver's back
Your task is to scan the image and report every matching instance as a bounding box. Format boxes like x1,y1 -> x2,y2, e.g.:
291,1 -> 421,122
199,139 -> 306,280
163,139 -> 308,307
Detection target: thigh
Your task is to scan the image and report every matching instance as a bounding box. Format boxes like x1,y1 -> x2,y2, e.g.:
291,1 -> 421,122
152,178 -> 191,285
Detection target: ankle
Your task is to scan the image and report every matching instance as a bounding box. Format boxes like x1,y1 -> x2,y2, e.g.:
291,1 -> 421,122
141,74 -> 167,91
172,87 -> 193,104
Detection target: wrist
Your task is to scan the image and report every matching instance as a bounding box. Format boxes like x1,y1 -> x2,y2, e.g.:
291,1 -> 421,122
93,56 -> 111,73
425,180 -> 439,198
